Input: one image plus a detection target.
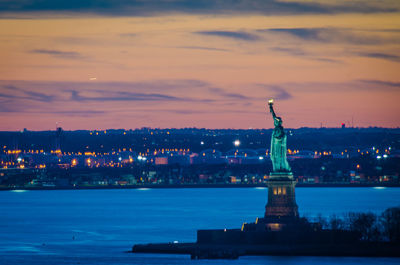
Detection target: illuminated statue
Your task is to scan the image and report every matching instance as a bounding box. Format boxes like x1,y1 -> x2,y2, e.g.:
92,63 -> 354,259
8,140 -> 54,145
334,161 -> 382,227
268,99 -> 291,173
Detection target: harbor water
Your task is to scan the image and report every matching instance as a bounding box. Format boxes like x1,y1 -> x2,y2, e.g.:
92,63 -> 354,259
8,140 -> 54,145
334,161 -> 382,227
1,187 -> 399,264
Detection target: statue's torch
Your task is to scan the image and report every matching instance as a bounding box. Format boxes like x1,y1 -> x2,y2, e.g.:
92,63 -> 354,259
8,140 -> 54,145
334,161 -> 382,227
268,99 -> 274,106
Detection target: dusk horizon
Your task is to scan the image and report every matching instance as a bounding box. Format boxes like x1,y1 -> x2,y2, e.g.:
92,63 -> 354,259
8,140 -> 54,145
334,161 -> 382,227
1,125 -> 400,132
1,0 -> 400,130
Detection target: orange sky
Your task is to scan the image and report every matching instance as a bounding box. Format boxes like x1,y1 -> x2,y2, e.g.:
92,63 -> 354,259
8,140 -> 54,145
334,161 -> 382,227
1,1 -> 400,130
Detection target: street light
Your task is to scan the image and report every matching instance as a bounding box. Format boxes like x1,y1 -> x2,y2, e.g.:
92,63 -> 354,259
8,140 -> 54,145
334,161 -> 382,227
234,140 -> 240,147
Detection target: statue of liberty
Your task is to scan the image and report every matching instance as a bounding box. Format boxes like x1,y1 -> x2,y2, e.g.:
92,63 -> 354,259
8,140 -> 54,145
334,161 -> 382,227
268,99 -> 291,174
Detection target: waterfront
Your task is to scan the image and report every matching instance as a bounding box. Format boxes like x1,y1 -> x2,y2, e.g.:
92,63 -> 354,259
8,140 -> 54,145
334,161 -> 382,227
1,187 -> 400,264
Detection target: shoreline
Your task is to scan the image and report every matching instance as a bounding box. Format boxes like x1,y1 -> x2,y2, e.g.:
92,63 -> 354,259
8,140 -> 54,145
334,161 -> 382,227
131,242 -> 400,259
1,183 -> 399,191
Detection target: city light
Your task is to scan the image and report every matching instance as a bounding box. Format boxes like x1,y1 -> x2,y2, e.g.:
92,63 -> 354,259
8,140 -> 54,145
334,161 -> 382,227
138,155 -> 147,161
0,128 -> 397,187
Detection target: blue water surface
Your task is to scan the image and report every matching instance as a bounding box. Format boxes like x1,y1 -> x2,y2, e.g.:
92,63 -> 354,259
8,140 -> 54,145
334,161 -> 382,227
0,187 -> 399,264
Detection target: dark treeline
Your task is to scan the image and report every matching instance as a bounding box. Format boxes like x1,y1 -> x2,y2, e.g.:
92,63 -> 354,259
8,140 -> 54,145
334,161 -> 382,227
311,207 -> 400,243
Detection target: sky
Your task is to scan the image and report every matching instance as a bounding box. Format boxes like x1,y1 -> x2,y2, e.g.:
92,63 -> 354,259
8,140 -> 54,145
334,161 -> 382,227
0,0 -> 400,131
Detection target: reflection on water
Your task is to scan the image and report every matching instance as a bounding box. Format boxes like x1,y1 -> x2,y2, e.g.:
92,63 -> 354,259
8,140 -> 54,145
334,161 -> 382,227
137,188 -> 151,191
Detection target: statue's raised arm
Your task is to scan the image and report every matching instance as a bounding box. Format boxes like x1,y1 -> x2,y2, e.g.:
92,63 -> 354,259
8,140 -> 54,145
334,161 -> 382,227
268,99 -> 277,120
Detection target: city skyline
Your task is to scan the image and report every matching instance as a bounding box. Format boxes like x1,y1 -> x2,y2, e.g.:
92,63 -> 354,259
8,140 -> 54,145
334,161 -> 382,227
1,1 -> 400,130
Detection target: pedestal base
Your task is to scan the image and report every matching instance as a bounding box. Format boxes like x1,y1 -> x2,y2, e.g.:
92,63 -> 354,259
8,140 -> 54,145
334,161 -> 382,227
265,173 -> 298,218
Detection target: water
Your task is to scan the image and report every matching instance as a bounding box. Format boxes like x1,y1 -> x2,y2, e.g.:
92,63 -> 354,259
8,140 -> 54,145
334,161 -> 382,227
0,187 -> 399,264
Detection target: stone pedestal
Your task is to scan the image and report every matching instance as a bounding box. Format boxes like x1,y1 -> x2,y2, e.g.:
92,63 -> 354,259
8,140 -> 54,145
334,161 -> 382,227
265,173 -> 298,218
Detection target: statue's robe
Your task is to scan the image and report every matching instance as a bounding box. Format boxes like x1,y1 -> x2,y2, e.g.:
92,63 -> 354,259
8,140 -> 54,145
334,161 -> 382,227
270,125 -> 291,172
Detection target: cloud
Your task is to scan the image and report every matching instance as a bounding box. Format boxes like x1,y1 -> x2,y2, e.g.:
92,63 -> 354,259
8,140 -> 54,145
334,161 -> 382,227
22,90 -> 56,102
152,108 -> 260,115
270,47 -> 342,63
209,87 -> 252,100
358,80 -> 400,88
271,47 -> 307,56
92,79 -> 209,92
0,99 -> 27,112
195,31 -> 261,41
355,52 -> 400,62
267,28 -> 325,41
0,102 -> 106,116
262,28 -> 400,45
0,79 -> 215,106
176,46 -> 230,52
0,79 -> 218,116
267,80 -> 400,94
69,89 -> 188,102
256,85 -> 293,100
0,84 -> 56,102
269,86 -> 293,100
162,109 -> 209,115
0,0 -> 399,17
30,49 -> 83,59
51,110 -> 106,117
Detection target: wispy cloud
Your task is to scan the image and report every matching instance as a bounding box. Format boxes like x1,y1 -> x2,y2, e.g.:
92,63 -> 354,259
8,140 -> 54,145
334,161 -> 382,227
0,84 -> 56,102
0,0 -> 399,17
270,46 -> 341,63
262,28 -> 400,45
69,89 -> 189,102
266,28 -> 325,41
268,86 -> 293,100
0,79 -> 216,106
30,49 -> 83,59
271,47 -> 307,56
194,31 -> 261,41
176,46 -> 230,52
358,80 -> 400,88
256,84 -> 293,100
355,52 -> 400,62
51,110 -> 106,117
209,87 -> 252,100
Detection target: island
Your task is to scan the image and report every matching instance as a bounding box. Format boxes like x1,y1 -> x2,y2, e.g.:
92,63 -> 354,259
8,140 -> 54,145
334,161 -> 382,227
131,101 -> 400,259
